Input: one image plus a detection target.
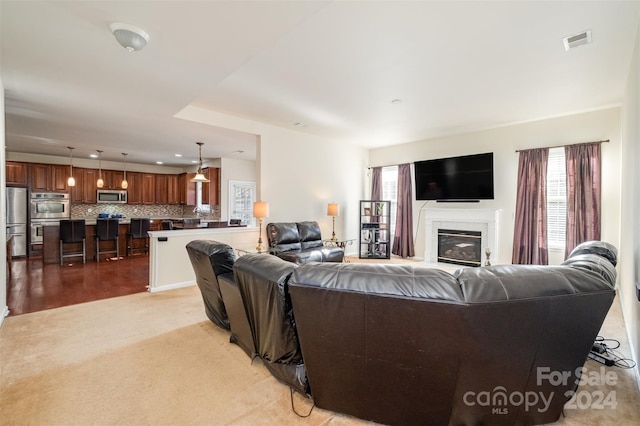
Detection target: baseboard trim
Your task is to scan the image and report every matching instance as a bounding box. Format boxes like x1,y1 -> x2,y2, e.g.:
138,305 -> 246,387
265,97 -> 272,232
0,305 -> 9,329
147,281 -> 195,293
620,299 -> 640,394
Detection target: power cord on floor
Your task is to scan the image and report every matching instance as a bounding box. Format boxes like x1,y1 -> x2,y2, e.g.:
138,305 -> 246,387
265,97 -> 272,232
290,387 -> 315,418
592,336 -> 637,369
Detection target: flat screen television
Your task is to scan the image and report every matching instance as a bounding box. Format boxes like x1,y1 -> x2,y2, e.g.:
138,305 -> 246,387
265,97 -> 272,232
414,152 -> 494,201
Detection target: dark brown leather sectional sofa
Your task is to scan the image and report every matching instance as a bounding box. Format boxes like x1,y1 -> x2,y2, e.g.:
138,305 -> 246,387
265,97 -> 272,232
186,239 -> 617,426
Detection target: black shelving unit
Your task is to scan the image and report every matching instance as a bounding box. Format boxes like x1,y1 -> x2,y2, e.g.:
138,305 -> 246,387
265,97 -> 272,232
359,200 -> 391,259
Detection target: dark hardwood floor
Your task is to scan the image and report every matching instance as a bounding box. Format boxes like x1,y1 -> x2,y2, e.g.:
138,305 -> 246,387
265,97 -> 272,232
7,255 -> 150,316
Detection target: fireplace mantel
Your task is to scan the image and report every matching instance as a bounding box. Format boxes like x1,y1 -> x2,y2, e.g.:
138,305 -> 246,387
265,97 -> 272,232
423,208 -> 500,267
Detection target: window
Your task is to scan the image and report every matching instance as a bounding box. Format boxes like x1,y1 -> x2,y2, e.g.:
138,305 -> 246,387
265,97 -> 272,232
546,148 -> 566,250
381,166 -> 398,239
228,181 -> 256,225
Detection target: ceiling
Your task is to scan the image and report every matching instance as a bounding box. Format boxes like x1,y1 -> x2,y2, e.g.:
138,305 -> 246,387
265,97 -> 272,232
1,1 -> 639,167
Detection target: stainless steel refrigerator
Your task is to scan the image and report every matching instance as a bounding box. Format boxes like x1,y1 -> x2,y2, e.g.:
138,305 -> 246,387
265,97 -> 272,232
7,187 -> 28,257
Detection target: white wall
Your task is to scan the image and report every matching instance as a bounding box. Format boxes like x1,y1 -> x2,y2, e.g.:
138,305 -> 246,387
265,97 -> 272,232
369,108 -> 622,266
1,75 -> 7,326
176,106 -> 368,250
619,14 -> 640,385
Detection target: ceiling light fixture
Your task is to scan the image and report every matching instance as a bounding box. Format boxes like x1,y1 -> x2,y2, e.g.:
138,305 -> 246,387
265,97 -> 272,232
121,153 -> 129,189
110,23 -> 150,52
96,150 -> 104,188
190,142 -> 210,183
67,147 -> 76,187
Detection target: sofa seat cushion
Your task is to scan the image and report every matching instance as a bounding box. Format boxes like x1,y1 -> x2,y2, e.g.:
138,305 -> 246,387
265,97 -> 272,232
276,249 -> 324,264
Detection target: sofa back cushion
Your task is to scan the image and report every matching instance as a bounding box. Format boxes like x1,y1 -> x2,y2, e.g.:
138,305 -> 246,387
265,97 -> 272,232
185,240 -> 235,330
455,264 -> 615,303
291,262 -> 464,302
267,222 -> 301,253
297,221 -> 323,249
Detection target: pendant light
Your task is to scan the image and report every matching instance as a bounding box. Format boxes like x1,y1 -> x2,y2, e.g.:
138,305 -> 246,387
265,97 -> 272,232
96,150 -> 104,188
121,153 -> 129,189
67,147 -> 76,187
190,142 -> 210,183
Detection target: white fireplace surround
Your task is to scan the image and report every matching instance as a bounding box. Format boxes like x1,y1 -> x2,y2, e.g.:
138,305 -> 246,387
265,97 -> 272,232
424,208 -> 500,266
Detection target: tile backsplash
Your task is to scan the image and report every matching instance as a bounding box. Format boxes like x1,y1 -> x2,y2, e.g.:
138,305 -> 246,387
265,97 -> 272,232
71,204 -> 220,219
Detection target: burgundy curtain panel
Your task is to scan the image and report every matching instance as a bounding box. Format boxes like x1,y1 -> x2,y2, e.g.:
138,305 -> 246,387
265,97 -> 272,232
370,167 -> 382,201
392,164 -> 415,258
512,148 -> 549,265
564,143 -> 601,259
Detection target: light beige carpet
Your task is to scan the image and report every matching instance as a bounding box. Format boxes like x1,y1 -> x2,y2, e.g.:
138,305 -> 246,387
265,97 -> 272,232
1,264 -> 639,425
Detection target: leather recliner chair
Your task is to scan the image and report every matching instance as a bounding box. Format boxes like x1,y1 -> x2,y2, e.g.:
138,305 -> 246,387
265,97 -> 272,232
233,253 -> 309,395
267,221 -> 344,264
185,240 -> 256,358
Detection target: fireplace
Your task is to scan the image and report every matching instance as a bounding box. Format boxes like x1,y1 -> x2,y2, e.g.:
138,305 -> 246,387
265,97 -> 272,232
437,229 -> 482,267
423,208 -> 500,267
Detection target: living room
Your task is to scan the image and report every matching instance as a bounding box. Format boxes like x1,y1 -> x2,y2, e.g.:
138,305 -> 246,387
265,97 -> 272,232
1,1 -> 639,424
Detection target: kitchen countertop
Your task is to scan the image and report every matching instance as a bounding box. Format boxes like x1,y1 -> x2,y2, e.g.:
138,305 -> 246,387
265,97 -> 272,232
63,217 -> 226,226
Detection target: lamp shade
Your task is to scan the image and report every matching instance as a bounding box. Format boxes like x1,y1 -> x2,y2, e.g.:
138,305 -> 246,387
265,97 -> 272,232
327,203 -> 339,217
253,201 -> 269,218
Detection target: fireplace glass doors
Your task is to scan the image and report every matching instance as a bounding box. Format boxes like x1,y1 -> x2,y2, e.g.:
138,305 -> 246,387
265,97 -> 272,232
437,229 -> 482,267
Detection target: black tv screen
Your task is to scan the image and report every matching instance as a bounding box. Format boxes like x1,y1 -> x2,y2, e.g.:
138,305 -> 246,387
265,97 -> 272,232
414,152 -> 494,201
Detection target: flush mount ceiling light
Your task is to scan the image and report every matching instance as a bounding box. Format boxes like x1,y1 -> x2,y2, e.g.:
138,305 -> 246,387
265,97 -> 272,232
110,23 -> 150,52
190,142 -> 210,183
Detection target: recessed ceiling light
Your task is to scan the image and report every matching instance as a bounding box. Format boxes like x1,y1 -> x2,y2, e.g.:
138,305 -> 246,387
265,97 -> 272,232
391,99 -> 402,104
156,161 -> 163,165
89,154 -> 98,158
191,160 -> 198,164
174,154 -> 182,157
293,122 -> 307,127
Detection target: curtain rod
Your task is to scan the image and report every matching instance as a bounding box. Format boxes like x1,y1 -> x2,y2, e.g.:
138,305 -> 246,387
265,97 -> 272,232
515,139 -> 609,153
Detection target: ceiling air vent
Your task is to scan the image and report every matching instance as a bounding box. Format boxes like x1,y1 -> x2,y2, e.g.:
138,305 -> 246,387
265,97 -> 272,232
563,30 -> 592,51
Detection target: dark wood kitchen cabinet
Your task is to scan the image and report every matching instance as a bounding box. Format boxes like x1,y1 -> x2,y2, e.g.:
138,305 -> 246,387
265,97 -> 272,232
30,163 -> 70,193
6,161 -> 28,186
125,172 -> 142,204
141,173 -> 155,204
179,173 -> 197,206
154,174 -> 168,204
167,174 -> 180,205
101,170 -> 125,190
202,167 -> 220,206
70,168 -> 98,203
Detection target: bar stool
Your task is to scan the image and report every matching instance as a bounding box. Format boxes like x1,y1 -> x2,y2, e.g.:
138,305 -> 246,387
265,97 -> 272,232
127,218 -> 150,256
60,219 -> 86,265
95,218 -> 119,262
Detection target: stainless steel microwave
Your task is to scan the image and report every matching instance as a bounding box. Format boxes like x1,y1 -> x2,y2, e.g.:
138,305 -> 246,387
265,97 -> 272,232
97,189 -> 127,204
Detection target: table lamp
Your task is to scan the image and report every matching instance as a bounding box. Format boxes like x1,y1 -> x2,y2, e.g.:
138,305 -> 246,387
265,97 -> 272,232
327,202 -> 339,241
253,201 -> 269,251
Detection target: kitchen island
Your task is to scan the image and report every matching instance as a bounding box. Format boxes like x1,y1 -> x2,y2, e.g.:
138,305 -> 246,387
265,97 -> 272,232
43,217 -> 260,292
147,226 -> 258,292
